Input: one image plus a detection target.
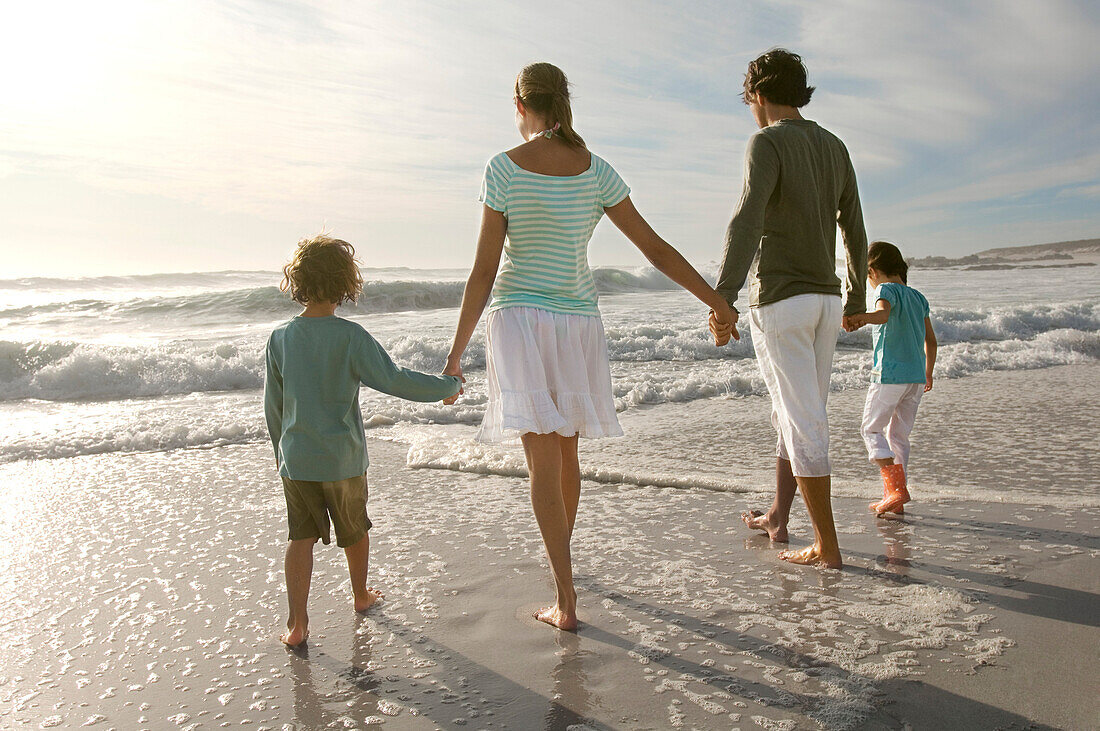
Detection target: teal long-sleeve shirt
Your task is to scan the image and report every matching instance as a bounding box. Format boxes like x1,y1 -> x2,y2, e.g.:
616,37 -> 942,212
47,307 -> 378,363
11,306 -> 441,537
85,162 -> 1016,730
264,316 -> 461,481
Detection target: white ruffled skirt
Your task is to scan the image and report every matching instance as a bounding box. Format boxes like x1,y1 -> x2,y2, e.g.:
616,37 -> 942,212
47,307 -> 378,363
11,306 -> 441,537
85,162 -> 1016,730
477,307 -> 623,443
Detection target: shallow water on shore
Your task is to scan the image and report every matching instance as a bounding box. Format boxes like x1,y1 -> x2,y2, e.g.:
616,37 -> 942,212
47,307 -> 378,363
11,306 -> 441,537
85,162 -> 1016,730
2,366 -> 1098,729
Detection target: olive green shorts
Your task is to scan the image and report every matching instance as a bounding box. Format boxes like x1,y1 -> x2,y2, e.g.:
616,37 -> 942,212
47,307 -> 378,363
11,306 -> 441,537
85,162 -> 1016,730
281,473 -> 372,547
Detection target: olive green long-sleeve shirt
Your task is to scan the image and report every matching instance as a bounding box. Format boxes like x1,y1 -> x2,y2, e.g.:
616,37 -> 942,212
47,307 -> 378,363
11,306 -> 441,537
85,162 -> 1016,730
716,119 -> 867,317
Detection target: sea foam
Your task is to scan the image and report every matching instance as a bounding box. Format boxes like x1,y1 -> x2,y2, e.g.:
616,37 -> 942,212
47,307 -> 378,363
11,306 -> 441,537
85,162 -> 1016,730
1,302 -> 1097,403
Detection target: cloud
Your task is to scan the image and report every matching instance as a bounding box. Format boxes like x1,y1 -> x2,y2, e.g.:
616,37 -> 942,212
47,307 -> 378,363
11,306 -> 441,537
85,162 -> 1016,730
0,0 -> 1097,275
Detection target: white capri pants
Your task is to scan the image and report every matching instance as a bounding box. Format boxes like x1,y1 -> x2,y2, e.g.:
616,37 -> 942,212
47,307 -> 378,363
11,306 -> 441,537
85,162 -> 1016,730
749,293 -> 842,478
860,382 -> 923,469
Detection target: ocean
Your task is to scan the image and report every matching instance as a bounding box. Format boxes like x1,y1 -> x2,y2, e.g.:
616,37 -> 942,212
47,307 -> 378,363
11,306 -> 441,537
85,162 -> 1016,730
2,263 -> 1097,494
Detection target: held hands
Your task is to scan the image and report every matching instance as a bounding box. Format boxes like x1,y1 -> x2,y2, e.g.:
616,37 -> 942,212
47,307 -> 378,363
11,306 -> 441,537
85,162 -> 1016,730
708,301 -> 740,346
925,375 -> 934,393
843,314 -> 866,332
442,357 -> 465,405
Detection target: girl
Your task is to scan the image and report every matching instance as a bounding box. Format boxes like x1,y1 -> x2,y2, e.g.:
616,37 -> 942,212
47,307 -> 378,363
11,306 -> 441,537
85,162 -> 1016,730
444,62 -> 736,631
849,240 -> 937,516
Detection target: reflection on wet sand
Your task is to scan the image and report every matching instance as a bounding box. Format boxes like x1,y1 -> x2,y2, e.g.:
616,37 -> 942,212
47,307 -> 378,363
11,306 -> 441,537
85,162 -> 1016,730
287,647 -> 323,729
877,518 -> 913,570
287,617 -> 384,728
544,631 -> 599,729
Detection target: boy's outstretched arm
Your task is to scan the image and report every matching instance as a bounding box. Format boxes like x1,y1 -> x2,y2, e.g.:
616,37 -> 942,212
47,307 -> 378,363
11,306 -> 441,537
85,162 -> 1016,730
355,332 -> 462,403
263,337 -> 283,466
924,316 -> 937,391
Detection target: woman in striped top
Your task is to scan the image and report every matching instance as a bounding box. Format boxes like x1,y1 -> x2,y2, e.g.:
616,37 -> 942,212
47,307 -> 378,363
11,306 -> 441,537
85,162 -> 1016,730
445,63 -> 736,631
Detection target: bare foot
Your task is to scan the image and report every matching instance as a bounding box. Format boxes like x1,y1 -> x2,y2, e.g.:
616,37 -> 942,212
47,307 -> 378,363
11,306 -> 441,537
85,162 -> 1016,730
778,545 -> 842,569
280,625 -> 309,648
740,510 -> 789,542
354,587 -> 384,613
534,605 -> 578,631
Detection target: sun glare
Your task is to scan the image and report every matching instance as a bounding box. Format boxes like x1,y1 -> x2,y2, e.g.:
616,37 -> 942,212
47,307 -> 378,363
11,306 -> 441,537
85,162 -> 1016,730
0,2 -> 151,112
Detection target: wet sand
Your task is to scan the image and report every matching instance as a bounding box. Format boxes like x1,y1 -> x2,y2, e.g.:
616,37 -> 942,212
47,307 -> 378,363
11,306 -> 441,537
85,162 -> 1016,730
2,365 -> 1098,729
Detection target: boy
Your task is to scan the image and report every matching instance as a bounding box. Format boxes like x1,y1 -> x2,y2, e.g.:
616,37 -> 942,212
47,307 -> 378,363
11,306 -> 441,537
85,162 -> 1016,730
265,234 -> 462,647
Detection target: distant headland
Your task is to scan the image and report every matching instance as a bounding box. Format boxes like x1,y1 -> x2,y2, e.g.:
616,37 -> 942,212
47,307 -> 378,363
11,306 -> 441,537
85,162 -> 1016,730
909,238 -> 1099,270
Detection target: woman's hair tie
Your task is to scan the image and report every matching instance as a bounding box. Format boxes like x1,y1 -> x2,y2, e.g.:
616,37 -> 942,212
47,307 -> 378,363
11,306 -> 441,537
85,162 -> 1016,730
533,122 -> 561,140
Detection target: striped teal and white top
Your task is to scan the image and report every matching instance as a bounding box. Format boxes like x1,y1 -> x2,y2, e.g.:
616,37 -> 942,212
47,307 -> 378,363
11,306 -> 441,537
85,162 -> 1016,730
479,151 -> 630,316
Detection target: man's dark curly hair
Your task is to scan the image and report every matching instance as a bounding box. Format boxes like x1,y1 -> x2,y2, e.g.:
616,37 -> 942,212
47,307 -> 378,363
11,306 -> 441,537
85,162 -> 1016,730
742,48 -> 815,108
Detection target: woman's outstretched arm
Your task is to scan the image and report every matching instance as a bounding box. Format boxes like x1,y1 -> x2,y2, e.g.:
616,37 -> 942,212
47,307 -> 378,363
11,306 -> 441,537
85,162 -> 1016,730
604,196 -> 738,344
444,205 -> 508,402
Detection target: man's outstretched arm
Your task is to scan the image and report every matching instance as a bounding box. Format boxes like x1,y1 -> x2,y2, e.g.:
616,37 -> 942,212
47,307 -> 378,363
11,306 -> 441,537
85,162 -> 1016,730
716,134 -> 780,309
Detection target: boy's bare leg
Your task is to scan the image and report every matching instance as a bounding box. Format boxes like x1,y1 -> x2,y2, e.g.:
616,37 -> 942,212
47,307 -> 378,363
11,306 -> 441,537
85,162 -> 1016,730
741,457 -> 796,542
523,432 -> 578,631
343,532 -> 383,612
282,537 -> 317,646
779,475 -> 843,568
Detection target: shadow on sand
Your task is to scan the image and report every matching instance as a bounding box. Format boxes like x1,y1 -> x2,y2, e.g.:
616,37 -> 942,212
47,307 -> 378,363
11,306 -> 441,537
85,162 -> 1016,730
286,613 -> 614,730
575,576 -> 1056,730
274,554 -> 1064,729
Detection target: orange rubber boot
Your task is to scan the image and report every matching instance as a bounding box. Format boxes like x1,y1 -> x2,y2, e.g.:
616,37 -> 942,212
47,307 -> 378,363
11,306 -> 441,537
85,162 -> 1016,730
870,463 -> 909,514
869,464 -> 893,512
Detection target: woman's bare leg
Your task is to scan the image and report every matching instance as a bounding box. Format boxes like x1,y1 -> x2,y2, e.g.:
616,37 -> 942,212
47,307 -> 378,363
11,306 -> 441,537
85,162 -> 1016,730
522,432 -> 578,631
559,435 -> 581,536
559,435 -> 581,605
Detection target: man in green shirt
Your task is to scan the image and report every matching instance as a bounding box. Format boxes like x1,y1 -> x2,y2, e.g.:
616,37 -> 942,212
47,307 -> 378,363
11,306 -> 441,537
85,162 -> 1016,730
712,49 -> 868,569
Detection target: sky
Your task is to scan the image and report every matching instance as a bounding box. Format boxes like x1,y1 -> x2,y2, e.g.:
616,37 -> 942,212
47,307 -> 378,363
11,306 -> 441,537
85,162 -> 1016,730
1,0 -> 1097,277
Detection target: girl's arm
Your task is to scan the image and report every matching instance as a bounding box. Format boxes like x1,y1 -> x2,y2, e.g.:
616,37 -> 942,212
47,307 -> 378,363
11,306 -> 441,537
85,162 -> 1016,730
444,205 -> 508,400
924,316 -> 937,392
604,196 -> 738,344
852,298 -> 891,328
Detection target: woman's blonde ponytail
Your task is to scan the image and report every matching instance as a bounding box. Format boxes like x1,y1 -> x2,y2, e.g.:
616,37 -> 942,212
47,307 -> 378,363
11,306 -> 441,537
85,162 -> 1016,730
515,63 -> 586,149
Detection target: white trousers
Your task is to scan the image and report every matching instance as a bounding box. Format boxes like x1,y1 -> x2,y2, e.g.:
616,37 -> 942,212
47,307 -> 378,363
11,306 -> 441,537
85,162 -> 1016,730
749,293 -> 842,478
860,382 -> 923,469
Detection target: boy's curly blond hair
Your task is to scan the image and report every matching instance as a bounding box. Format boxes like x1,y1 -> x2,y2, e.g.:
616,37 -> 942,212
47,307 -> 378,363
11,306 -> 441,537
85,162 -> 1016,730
280,234 -> 364,306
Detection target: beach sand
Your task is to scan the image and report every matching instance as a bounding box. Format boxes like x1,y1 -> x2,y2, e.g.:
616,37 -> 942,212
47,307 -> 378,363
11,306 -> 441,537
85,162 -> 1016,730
2,364 -> 1098,730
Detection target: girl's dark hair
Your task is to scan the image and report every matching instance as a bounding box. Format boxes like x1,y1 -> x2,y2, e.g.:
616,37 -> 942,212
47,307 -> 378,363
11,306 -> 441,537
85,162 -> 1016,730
868,240 -> 909,285
515,62 -> 585,148
742,48 -> 815,107
280,234 -> 364,305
